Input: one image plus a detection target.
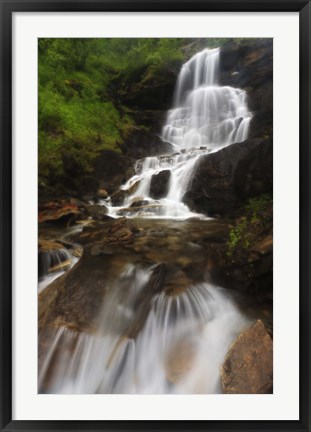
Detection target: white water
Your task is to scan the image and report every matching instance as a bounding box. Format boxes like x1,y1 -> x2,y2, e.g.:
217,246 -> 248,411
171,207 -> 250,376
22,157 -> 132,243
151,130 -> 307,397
39,265 -> 250,394
39,47 -> 255,394
106,47 -> 252,219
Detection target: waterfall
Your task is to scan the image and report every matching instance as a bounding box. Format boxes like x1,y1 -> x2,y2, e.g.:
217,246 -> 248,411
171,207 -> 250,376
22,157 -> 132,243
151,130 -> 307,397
163,48 -> 251,149
39,265 -> 250,394
106,47 -> 252,219
39,46 -> 257,395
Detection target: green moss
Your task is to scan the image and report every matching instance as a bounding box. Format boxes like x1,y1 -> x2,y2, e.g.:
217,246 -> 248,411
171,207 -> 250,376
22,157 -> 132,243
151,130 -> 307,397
227,218 -> 249,257
245,194 -> 272,219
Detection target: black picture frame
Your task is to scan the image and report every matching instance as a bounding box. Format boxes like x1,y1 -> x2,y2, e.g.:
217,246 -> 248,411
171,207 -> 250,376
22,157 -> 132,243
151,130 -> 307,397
1,0 -> 310,431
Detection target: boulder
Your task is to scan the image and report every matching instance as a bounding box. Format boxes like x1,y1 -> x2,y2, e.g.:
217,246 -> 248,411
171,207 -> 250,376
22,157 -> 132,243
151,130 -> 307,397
110,189 -> 128,206
85,204 -> 108,220
183,137 -> 272,216
221,320 -> 273,394
149,170 -> 171,199
96,188 -> 108,199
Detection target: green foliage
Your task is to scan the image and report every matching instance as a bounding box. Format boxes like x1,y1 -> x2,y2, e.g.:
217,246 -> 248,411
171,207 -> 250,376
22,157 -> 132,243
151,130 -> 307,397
227,218 -> 249,257
227,194 -> 273,257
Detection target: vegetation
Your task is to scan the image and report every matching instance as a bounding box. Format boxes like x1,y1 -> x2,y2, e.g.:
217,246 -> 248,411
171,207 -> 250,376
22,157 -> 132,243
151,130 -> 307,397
226,194 -> 273,257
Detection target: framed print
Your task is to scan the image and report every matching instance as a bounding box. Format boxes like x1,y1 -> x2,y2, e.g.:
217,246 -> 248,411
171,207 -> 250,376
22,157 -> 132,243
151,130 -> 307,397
1,0 -> 310,431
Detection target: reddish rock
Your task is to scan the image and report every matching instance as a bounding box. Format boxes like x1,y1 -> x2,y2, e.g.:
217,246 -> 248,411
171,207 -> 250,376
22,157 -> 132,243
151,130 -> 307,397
221,320 -> 273,394
39,202 -> 81,223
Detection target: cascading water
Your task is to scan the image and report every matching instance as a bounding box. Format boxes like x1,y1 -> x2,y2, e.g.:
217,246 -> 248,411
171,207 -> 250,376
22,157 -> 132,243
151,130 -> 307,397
39,46 -> 257,394
39,265 -> 250,394
163,48 -> 251,149
106,47 -> 252,219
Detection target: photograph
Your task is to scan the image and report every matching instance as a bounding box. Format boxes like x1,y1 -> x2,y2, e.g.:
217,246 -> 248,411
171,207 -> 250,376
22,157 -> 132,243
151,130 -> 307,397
37,37 -> 273,395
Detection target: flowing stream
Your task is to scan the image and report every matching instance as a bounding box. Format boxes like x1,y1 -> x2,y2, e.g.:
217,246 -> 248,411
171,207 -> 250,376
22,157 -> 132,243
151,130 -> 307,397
39,47 -> 259,394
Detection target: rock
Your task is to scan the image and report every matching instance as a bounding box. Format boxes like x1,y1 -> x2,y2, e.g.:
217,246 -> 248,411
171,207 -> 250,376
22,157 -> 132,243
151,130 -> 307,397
149,170 -> 171,199
85,204 -> 108,220
120,129 -> 174,159
38,202 -> 81,224
221,320 -> 273,394
128,180 -> 141,195
164,270 -> 192,296
68,198 -> 87,208
129,198 -> 149,208
110,189 -> 128,206
39,251 -> 112,333
96,188 -> 108,199
183,137 -> 272,216
94,150 -> 135,195
252,235 -> 273,255
234,139 -> 273,201
90,244 -> 114,256
117,204 -> 163,216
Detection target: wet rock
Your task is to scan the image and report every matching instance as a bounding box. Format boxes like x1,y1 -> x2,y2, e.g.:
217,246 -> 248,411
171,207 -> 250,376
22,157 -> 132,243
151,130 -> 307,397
38,202 -> 81,224
221,320 -> 273,394
183,137 -> 272,217
110,189 -> 128,206
96,188 -> 108,199
129,198 -> 149,208
128,180 -> 141,195
39,251 -> 112,333
90,244 -> 114,256
164,269 -> 192,296
68,197 -> 88,208
149,170 -> 171,199
117,204 -> 163,217
85,204 -> 108,220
